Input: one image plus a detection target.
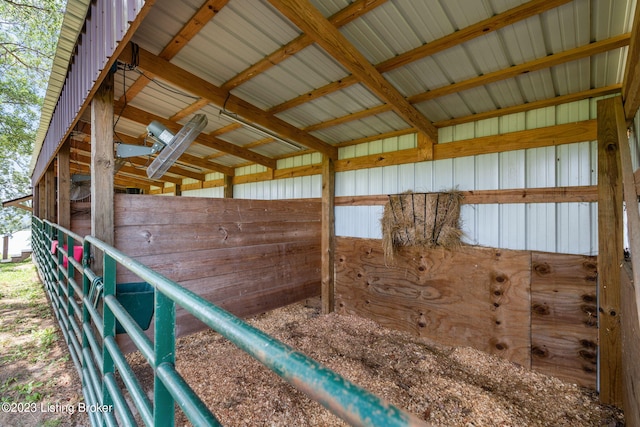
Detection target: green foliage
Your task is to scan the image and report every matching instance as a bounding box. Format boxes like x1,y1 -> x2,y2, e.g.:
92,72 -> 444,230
0,0 -> 65,234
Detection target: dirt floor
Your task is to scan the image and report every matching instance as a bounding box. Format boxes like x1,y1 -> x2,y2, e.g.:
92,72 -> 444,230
125,301 -> 625,426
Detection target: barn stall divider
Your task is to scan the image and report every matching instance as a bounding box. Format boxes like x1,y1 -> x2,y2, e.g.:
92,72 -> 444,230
68,193 -> 322,347
31,216 -> 427,426
335,237 -> 599,389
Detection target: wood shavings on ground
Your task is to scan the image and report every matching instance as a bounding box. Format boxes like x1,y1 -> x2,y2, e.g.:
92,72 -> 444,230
125,302 -> 624,426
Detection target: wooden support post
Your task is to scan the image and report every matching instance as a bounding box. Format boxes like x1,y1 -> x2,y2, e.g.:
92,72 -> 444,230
321,155 -> 335,314
2,235 -> 8,260
45,165 -> 56,222
224,175 -> 234,198
597,96 -> 624,405
175,184 -> 182,196
616,96 -> 640,424
91,73 -> 115,256
58,142 -> 71,229
417,132 -> 434,161
33,182 -> 41,219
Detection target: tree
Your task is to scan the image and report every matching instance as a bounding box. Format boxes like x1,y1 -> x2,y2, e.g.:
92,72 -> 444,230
0,0 -> 65,235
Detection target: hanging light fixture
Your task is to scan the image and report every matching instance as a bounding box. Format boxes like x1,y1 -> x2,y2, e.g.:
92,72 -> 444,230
219,110 -> 304,151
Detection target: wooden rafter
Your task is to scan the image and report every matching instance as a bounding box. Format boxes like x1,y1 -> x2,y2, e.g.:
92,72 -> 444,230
221,0 -> 388,90
269,0 -> 573,115
2,195 -> 33,212
119,0 -> 229,103
71,150 -> 184,185
114,132 -> 235,176
409,34 -> 631,105
268,0 -> 438,144
114,100 -> 277,169
433,85 -> 622,128
72,131 -> 219,182
294,35 -> 629,134
622,0 -> 640,121
118,43 -> 338,159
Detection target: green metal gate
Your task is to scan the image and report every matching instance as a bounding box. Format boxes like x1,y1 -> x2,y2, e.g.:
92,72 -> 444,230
31,217 -> 426,426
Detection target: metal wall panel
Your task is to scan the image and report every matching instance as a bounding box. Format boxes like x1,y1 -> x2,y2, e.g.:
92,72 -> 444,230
33,0 -> 145,184
334,100 -> 599,254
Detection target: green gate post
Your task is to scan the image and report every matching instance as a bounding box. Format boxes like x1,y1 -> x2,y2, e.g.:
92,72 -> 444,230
102,254 -> 117,424
66,234 -> 75,334
154,290 -> 176,426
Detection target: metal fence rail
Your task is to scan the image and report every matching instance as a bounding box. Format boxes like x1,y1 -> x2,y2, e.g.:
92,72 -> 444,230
31,217 -> 426,426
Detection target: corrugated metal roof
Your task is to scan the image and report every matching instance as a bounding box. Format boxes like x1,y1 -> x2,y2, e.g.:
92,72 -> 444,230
33,0 -> 639,189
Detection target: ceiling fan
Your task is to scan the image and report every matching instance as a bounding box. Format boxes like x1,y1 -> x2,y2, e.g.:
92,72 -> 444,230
116,114 -> 208,179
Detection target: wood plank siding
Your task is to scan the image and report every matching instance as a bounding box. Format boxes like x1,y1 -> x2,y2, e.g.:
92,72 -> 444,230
112,194 -> 321,351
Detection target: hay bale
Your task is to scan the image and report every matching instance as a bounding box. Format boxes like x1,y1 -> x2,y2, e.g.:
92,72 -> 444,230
381,190 -> 463,262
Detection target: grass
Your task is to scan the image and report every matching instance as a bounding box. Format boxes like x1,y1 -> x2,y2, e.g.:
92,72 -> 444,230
0,258 -> 86,426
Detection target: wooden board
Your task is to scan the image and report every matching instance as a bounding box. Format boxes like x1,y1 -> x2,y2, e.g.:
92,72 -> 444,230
113,194 -> 322,352
530,252 -> 598,388
597,97 -> 625,404
114,194 -> 320,226
620,262 -> 640,425
335,237 -> 531,367
336,237 -> 603,387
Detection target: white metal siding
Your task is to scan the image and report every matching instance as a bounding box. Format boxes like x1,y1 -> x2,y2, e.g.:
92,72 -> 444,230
182,100 -> 604,255
333,99 -> 600,255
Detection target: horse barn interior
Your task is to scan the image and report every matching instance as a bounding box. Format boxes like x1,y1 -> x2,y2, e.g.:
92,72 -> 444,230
26,0 -> 640,425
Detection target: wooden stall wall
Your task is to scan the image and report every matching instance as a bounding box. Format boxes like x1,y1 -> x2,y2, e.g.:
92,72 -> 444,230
70,202 -> 91,238
113,194 -> 321,345
335,237 -> 598,388
620,262 -> 640,425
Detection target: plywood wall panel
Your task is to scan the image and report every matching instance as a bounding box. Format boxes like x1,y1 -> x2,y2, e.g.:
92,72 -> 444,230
336,237 -> 599,387
335,237 -> 532,367
620,262 -> 640,426
530,252 -> 598,388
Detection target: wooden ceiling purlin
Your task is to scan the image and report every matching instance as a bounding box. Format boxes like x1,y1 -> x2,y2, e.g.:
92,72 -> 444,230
293,34 -> 630,135
70,138 -> 204,183
622,0 -> 640,121
268,0 -> 573,116
170,98 -> 211,122
333,85 -> 622,148
408,33 -> 631,105
118,43 -> 339,159
68,159 -> 153,192
221,0 -> 389,91
268,0 -> 438,144
70,150 -> 184,185
114,132 -> 236,176
119,0 -> 230,104
434,85 -> 623,128
113,99 -> 278,169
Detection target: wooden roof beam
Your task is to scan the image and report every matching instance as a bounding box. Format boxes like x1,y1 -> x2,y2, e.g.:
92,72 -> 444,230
70,151 -> 183,186
115,130 -> 236,176
70,141 -> 197,184
622,0 -> 640,121
409,33 -> 631,105
118,43 -> 338,159
221,0 -> 388,90
269,0 -> 572,115
114,99 -> 277,169
268,0 -> 438,144
299,35 -> 629,133
119,0 -> 229,103
434,85 -> 622,128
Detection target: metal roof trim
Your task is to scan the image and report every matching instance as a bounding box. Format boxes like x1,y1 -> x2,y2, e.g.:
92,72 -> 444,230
30,0 -> 92,174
